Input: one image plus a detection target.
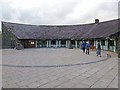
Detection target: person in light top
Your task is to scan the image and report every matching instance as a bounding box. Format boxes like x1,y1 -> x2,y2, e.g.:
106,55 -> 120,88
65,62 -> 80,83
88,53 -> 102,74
85,41 -> 90,55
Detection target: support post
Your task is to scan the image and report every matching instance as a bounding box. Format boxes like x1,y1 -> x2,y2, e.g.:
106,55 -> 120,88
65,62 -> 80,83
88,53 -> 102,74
75,40 -> 77,48
56,40 -> 59,48
59,40 -> 61,48
105,40 -> 108,50
114,40 -> 116,52
36,40 -> 37,48
49,40 -> 51,48
66,40 -> 68,48
47,40 -> 49,48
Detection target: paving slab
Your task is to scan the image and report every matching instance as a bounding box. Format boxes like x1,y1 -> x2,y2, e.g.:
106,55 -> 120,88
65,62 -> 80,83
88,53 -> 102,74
2,48 -> 118,88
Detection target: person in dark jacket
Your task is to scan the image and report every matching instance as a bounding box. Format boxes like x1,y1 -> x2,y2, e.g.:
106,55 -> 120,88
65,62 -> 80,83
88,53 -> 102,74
96,42 -> 102,57
81,41 -> 86,53
85,41 -> 90,54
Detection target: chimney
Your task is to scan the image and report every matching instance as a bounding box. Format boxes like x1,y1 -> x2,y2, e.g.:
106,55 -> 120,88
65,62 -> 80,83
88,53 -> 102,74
95,19 -> 99,23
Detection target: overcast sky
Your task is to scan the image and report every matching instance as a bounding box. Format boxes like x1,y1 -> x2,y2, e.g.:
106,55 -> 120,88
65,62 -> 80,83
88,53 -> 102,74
0,0 -> 119,31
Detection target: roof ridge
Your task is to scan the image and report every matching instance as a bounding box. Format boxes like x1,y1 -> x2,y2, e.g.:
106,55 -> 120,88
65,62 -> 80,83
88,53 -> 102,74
98,18 -> 119,24
2,18 -> 119,27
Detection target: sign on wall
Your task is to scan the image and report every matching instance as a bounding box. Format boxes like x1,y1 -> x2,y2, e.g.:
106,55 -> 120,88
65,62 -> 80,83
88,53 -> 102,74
31,42 -> 34,44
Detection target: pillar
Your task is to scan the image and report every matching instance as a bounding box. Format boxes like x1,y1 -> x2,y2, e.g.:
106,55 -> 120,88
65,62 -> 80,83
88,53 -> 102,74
66,40 -> 68,48
94,40 -> 98,49
78,40 -> 80,48
49,40 -> 51,48
99,40 -> 102,49
35,40 -> 37,48
75,40 -> 77,48
105,40 -> 108,50
47,40 -> 49,48
114,40 -> 116,52
68,40 -> 72,49
67,40 -> 71,48
94,40 -> 96,48
59,40 -> 61,48
56,40 -> 59,48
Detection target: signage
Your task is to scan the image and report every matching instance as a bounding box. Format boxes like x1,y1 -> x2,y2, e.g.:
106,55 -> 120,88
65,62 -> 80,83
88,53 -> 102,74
31,42 -> 34,44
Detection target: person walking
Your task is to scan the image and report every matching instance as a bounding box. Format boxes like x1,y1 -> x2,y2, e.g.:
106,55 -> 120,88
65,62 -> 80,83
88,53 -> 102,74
96,42 -> 102,57
81,41 -> 86,53
85,41 -> 90,54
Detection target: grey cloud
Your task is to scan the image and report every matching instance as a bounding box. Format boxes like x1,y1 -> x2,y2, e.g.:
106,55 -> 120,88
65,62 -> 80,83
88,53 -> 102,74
1,0 -> 118,26
69,2 -> 118,24
2,4 -> 13,21
118,1 -> 120,18
17,1 -> 79,25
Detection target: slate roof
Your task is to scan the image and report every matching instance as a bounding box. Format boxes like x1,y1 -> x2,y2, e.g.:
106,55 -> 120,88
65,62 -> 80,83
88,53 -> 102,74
2,19 -> 119,40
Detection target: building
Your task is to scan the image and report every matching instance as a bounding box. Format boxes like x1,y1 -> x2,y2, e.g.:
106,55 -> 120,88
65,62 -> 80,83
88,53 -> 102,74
2,19 -> 119,52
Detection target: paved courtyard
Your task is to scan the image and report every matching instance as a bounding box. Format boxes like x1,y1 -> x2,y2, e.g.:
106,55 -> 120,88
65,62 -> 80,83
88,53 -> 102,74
2,48 -> 118,88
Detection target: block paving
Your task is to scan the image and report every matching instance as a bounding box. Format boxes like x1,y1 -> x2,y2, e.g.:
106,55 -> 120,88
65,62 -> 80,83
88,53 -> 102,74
2,48 -> 118,88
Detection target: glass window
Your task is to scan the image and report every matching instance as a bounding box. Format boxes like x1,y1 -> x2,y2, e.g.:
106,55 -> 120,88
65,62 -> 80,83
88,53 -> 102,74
71,40 -> 75,45
61,40 -> 66,44
110,40 -> 114,46
101,40 -> 105,45
51,40 -> 56,44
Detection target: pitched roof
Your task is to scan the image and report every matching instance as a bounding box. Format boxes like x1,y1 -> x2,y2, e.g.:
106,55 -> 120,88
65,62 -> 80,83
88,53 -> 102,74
2,19 -> 119,40
83,19 -> 119,39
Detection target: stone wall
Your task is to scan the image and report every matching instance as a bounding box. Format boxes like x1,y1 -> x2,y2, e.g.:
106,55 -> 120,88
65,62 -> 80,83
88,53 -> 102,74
118,33 -> 120,58
2,23 -> 18,49
0,32 -> 1,49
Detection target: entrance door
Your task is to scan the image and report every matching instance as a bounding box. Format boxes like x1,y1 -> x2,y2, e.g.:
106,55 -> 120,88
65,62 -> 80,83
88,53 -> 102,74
71,40 -> 75,48
89,40 -> 94,49
22,40 -> 35,48
109,39 -> 114,51
51,40 -> 56,47
89,40 -> 94,46
37,40 -> 47,48
42,40 -> 47,47
61,40 -> 66,47
27,40 -> 35,48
